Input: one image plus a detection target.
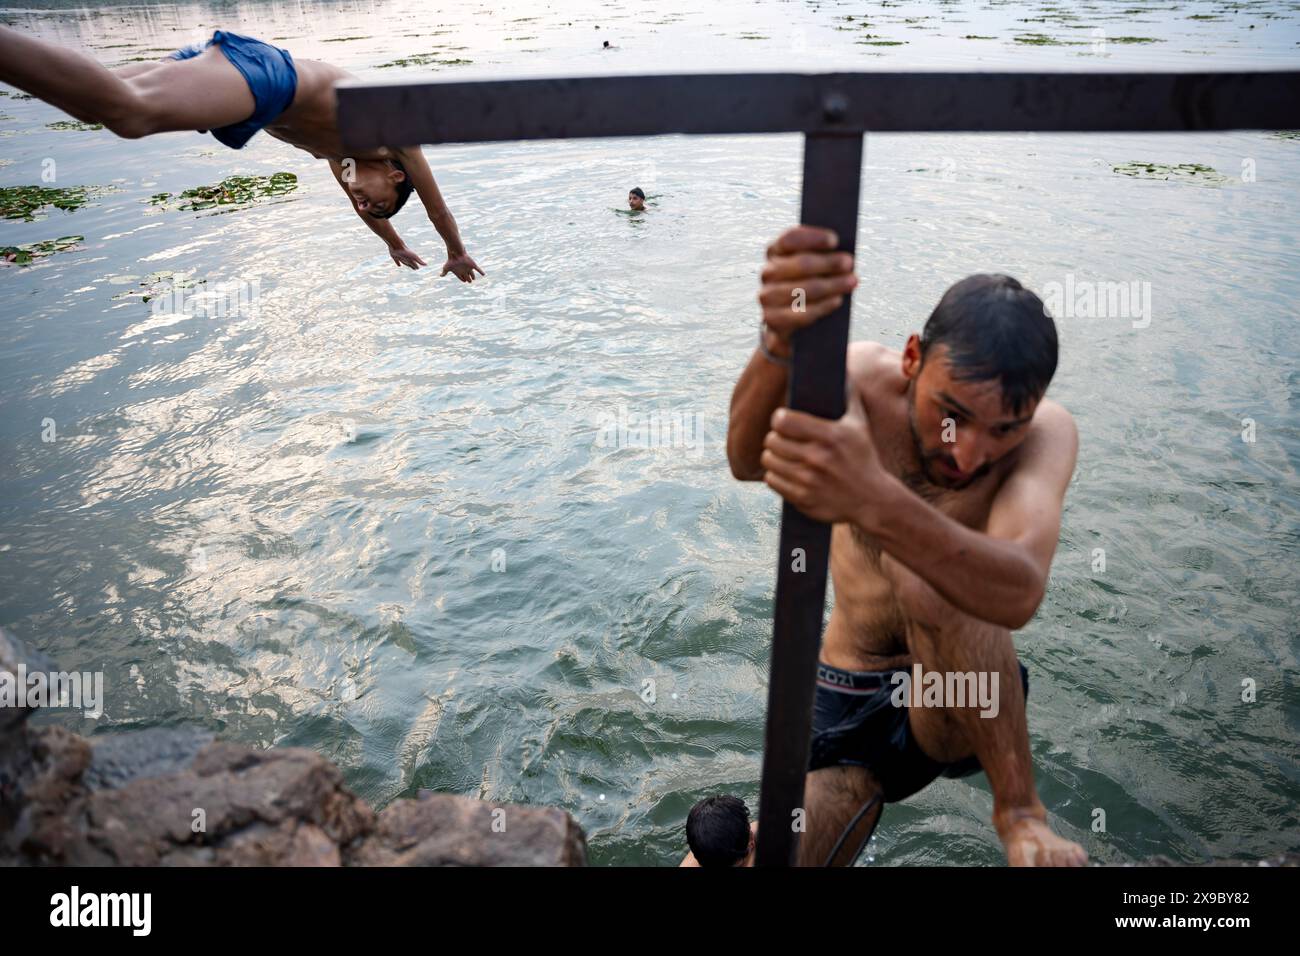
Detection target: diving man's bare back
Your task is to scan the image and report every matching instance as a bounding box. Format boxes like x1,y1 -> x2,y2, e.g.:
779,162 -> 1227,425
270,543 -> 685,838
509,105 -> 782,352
265,56 -> 377,161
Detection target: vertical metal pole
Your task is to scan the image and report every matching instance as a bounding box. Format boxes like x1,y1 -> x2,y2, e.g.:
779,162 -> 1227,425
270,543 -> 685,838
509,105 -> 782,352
755,131 -> 863,867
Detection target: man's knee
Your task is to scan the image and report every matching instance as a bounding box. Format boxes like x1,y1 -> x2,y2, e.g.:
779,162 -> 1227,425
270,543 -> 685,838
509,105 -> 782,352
102,86 -> 160,139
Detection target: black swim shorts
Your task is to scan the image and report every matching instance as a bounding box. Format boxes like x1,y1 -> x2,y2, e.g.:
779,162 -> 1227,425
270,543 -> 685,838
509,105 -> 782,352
808,660 -> 1030,803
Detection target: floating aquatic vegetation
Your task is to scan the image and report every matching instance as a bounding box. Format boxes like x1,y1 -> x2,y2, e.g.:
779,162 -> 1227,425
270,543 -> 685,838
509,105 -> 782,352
858,39 -> 907,45
1,235 -> 83,265
1014,33 -> 1087,46
110,269 -> 205,304
0,91 -> 34,100
1112,161 -> 1229,184
1110,36 -> 1163,43
322,36 -> 373,42
46,120 -> 104,131
1,184 -> 100,221
962,34 -> 998,39
737,33 -> 769,40
376,53 -> 474,68
1270,130 -> 1300,141
150,172 -> 298,212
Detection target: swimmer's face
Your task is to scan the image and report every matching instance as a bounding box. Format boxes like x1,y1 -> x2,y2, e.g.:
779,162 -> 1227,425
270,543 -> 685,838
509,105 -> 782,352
903,338 -> 1038,489
628,192 -> 645,211
348,162 -> 405,218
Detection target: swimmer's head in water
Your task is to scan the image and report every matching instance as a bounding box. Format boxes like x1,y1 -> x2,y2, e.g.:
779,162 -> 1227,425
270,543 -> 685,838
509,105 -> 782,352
628,187 -> 646,211
903,274 -> 1058,490
686,795 -> 753,867
348,158 -> 415,219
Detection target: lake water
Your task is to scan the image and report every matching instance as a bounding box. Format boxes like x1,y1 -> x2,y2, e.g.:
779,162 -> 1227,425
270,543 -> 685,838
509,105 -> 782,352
1,0 -> 1297,866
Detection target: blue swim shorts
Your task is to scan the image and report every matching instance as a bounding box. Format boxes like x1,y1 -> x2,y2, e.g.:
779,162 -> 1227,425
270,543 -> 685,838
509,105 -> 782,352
169,30 -> 298,149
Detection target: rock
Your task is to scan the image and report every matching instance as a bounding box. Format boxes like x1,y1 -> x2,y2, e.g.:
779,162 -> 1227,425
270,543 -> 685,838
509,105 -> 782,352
23,739 -> 376,866
0,627 -> 53,731
1,713 -> 585,866
2,726 -> 91,859
1,628 -> 587,866
83,726 -> 216,792
348,789 -> 587,866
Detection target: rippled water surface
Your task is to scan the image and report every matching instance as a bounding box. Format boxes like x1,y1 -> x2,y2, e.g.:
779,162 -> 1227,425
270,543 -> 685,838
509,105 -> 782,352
1,0 -> 1298,865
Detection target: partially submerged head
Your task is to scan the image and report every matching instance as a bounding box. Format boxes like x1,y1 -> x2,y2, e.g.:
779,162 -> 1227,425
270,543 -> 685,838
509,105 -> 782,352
902,274 -> 1058,489
686,794 -> 755,867
348,158 -> 414,219
628,186 -> 646,211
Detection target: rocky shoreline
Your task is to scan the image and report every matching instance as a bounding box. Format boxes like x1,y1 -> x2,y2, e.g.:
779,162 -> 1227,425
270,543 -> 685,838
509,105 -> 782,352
1,629 -> 587,866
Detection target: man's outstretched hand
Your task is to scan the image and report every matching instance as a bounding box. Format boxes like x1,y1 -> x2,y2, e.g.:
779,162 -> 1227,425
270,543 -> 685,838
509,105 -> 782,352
442,252 -> 486,283
390,246 -> 427,270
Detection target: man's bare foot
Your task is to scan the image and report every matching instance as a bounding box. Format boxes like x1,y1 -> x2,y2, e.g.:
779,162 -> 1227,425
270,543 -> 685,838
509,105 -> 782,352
996,810 -> 1087,867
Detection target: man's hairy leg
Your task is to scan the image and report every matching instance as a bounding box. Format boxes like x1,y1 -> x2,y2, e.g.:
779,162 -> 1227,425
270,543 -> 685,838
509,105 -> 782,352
796,765 -> 884,867
885,555 -> 1087,866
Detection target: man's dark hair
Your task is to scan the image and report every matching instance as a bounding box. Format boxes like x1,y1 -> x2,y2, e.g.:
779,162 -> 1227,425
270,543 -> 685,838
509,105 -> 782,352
372,158 -> 414,218
919,274 -> 1058,415
686,795 -> 751,867
630,186 -> 645,200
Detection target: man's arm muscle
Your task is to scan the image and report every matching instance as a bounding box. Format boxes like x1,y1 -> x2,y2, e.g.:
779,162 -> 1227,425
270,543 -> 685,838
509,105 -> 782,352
871,401 -> 1078,628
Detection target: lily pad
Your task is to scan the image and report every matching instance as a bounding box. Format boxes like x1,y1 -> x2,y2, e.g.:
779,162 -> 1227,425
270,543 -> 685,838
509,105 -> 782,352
150,172 -> 298,211
111,269 -> 205,303
376,53 -> 473,68
1112,161 -> 1228,184
46,120 -> 104,132
1014,33 -> 1087,46
1,235 -> 83,265
1,184 -> 99,221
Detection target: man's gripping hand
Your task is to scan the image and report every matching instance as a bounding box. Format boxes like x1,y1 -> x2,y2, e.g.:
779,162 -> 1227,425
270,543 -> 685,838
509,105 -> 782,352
761,386 -> 890,526
758,225 -> 858,357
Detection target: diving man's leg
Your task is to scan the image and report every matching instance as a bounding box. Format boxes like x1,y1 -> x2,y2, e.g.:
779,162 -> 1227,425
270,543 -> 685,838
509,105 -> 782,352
0,27 -> 252,138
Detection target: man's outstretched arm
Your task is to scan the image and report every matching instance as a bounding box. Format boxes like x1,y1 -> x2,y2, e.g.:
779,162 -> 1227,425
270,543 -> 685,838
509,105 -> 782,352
391,146 -> 484,283
761,394 -> 1078,629
327,160 -> 427,270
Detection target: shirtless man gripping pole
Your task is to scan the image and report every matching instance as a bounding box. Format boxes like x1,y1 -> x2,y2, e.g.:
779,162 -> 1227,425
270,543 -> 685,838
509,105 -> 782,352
728,226 -> 1088,867
0,27 -> 483,279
